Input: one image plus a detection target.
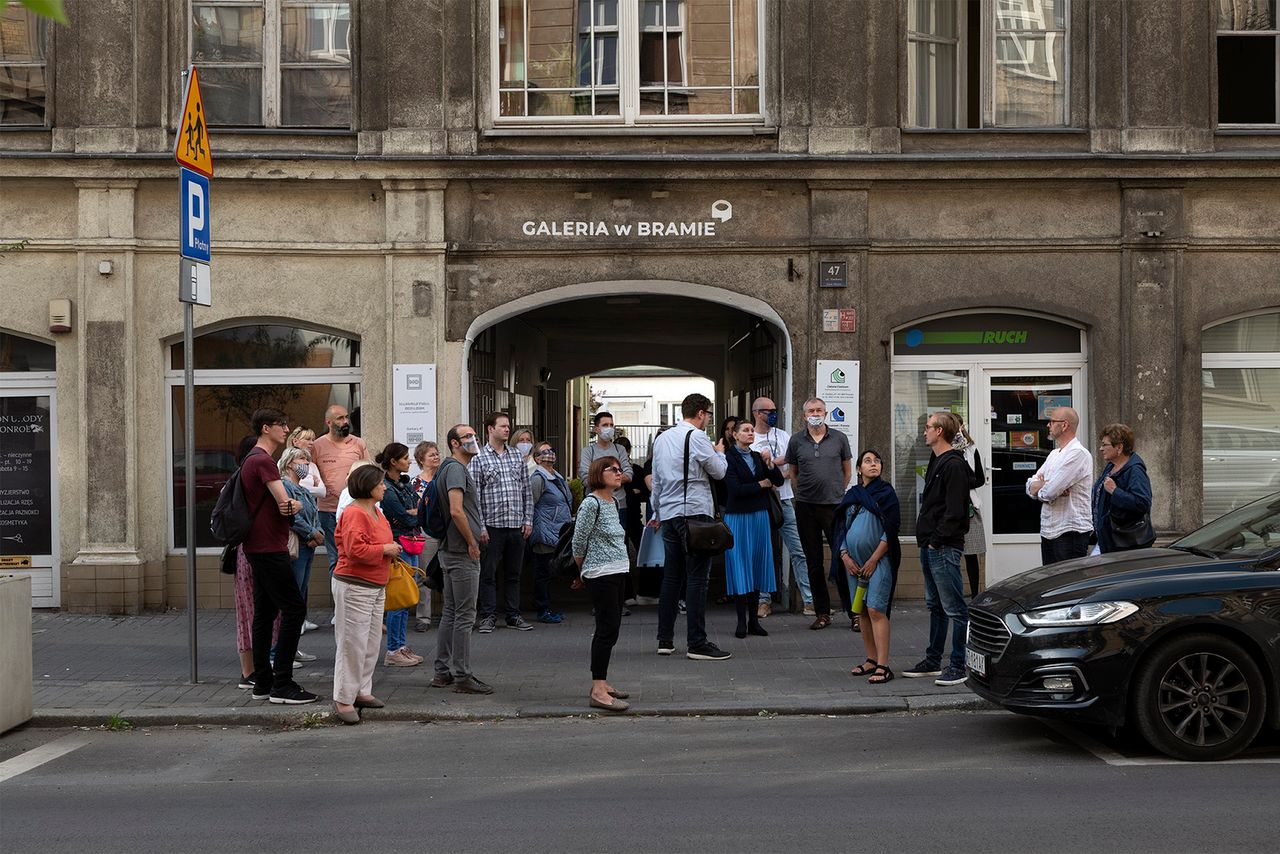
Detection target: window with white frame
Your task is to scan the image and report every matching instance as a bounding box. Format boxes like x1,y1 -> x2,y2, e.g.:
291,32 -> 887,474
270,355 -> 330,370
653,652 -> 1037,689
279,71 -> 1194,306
166,323 -> 361,550
1217,0 -> 1279,125
190,0 -> 352,128
906,0 -> 1068,128
496,0 -> 763,124
0,2 -> 49,126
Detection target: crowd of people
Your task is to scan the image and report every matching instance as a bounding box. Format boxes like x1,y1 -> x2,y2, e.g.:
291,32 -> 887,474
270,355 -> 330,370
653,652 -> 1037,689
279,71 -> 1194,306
225,394 -> 1154,721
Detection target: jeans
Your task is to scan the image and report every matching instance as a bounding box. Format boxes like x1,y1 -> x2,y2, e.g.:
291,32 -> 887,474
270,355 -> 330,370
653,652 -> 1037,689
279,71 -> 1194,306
657,516 -> 712,649
586,573 -> 625,680
246,550 -> 307,687
435,550 -> 480,678
385,609 -> 408,653
291,544 -> 316,601
318,511 -> 338,574
1041,530 -> 1090,566
532,551 -> 554,613
794,501 -> 838,616
921,545 -> 968,671
479,526 -> 524,621
762,498 -> 812,605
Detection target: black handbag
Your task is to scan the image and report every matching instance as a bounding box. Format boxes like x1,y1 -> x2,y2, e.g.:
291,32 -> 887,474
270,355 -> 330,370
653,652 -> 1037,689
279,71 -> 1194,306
681,430 -> 734,557
766,488 -> 785,530
1109,511 -> 1155,550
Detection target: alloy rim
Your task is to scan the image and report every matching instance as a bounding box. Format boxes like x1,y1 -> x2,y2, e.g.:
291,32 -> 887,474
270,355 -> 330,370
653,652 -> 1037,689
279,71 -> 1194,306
1156,652 -> 1251,748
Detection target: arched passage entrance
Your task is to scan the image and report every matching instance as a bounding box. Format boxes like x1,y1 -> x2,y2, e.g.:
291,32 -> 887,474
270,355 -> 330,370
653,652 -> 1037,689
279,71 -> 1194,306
459,281 -> 794,461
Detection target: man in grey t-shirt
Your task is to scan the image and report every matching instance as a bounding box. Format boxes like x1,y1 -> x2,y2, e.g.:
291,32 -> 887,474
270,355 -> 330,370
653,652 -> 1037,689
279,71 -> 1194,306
784,397 -> 852,630
432,424 -> 492,695
579,410 -> 634,528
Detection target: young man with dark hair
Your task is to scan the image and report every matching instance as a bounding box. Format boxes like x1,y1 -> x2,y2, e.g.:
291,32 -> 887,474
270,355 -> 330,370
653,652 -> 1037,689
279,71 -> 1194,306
432,423 -> 493,694
469,411 -> 535,633
243,408 -> 318,705
649,392 -> 730,660
904,410 -> 971,687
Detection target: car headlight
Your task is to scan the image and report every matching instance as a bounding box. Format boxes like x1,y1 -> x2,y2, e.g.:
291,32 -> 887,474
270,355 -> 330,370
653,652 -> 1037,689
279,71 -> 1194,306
1018,601 -> 1139,628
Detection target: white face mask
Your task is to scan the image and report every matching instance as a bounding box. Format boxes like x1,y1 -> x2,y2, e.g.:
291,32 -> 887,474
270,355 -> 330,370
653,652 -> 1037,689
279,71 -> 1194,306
806,415 -> 825,428
462,438 -> 480,454
516,442 -> 532,457
599,426 -> 615,442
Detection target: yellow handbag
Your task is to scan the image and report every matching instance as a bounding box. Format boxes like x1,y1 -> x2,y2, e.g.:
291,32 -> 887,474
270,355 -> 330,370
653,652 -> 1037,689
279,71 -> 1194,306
383,557 -> 421,612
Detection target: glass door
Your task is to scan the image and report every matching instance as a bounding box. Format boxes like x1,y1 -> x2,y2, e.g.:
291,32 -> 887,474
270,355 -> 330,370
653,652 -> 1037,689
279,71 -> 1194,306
981,370 -> 1082,583
0,388 -> 58,607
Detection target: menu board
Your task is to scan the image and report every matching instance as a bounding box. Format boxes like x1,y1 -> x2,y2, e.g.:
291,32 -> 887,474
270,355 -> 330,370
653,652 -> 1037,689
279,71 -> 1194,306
0,396 -> 53,557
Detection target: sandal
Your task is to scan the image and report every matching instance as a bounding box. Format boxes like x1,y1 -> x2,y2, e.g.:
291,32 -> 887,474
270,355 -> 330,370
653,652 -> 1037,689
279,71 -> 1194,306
851,615 -> 861,633
850,658 -> 877,676
868,664 -> 894,684
809,614 -> 832,630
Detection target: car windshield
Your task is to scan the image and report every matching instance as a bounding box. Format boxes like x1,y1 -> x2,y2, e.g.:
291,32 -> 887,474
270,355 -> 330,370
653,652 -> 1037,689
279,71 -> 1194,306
1173,492 -> 1280,559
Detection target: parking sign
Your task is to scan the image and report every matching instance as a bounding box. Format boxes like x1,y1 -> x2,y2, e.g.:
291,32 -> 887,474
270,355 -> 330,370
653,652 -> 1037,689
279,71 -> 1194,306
180,167 -> 211,263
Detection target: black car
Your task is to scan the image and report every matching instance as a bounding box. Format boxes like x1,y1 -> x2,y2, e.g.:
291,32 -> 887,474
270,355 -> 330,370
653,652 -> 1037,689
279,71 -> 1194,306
966,493 -> 1280,761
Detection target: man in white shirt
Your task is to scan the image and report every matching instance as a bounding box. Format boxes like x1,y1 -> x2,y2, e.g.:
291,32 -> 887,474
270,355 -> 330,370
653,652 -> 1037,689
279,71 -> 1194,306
1026,406 -> 1094,565
648,393 -> 729,661
749,396 -> 812,617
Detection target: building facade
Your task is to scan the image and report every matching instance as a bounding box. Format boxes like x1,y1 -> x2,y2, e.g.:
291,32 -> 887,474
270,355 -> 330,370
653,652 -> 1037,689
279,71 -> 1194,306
4,0 -> 1280,612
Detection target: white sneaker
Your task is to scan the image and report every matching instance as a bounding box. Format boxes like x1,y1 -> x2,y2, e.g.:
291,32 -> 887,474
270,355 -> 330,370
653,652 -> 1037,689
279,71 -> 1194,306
294,649 -> 317,663
802,603 -> 816,617
330,614 -> 337,626
302,620 -> 319,633
624,597 -> 639,606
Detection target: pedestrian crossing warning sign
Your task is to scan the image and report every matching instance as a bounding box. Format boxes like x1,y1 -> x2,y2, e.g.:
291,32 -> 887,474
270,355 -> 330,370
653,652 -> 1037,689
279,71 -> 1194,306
174,66 -> 213,177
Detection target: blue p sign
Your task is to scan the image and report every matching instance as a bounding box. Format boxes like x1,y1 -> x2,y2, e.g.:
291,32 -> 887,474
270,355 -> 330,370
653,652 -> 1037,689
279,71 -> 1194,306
180,167 -> 211,263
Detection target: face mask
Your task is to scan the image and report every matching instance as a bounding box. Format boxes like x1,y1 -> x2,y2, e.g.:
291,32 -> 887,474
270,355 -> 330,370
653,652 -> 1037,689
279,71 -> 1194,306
516,442 -> 532,457
806,415 -> 824,428
334,423 -> 351,438
765,411 -> 779,428
462,438 -> 480,454
599,427 -> 615,442
541,453 -> 557,464
293,464 -> 310,480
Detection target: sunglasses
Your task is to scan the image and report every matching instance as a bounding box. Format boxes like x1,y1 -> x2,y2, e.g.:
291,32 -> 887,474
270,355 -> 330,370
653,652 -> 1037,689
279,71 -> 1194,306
604,465 -> 623,474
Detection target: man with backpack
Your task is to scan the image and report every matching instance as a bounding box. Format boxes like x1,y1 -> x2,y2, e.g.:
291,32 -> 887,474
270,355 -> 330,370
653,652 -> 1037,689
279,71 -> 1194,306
239,408 -> 318,705
429,424 -> 493,695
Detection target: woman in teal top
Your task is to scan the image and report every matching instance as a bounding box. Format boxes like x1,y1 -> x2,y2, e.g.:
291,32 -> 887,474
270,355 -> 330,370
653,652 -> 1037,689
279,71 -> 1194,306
834,450 -> 898,684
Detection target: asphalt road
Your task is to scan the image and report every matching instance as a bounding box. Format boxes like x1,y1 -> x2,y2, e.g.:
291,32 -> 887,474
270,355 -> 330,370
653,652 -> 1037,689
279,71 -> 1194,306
2,712 -> 1277,853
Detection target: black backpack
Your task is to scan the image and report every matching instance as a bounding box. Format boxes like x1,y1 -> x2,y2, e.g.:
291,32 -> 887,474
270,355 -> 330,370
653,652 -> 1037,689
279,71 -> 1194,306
209,448 -> 265,546
422,458 -> 461,540
550,495 -> 603,579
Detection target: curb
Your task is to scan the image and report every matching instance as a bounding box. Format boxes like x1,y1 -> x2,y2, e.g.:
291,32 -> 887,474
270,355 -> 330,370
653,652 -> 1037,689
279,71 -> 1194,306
28,694 -> 995,728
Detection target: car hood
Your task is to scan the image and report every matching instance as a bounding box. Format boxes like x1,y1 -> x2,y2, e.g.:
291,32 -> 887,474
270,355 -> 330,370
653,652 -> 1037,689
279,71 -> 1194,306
980,548 -> 1244,609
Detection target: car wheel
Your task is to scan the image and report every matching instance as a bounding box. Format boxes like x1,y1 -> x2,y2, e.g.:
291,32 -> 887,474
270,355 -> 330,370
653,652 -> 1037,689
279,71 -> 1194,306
1131,633 -> 1267,761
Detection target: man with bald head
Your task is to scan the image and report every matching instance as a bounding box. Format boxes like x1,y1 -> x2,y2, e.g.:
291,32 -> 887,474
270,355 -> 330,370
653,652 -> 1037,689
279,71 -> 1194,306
1026,406 -> 1094,565
312,404 -> 370,574
748,396 -> 813,616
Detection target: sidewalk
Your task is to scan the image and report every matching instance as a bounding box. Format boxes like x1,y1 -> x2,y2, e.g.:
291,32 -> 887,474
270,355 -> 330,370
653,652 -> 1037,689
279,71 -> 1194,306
29,603 -> 990,726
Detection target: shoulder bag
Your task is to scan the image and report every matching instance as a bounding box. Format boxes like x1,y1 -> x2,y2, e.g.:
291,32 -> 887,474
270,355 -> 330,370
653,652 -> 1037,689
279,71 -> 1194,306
681,429 -> 735,557
384,556 -> 422,612
1108,511 -> 1155,550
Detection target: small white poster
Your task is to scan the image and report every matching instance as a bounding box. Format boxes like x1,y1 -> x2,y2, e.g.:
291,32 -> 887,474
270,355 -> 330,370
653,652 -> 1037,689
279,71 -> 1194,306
816,359 -> 859,453
393,364 -> 437,474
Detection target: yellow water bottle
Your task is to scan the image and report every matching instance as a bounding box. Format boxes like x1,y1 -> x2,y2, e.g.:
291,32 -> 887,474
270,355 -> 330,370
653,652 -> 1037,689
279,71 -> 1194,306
852,576 -> 869,614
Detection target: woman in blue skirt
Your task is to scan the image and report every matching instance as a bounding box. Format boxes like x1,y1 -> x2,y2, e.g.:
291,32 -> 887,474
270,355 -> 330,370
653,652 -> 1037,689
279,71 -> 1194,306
722,420 -> 784,639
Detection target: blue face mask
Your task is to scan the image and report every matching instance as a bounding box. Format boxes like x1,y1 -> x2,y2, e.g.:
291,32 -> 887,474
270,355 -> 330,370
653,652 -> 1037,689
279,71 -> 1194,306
765,411 -> 778,428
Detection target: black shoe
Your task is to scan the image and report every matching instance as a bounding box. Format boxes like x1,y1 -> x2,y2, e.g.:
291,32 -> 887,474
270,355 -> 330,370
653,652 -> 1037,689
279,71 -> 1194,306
902,660 -> 943,678
238,674 -> 256,689
452,675 -> 494,695
429,673 -> 455,688
251,680 -> 273,700
687,643 -> 732,661
747,623 -> 769,637
268,682 -> 318,705
657,640 -> 676,656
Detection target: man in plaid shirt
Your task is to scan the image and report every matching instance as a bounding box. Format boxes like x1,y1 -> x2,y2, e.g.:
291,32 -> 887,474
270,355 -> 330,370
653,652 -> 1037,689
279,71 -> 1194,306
469,411 -> 535,633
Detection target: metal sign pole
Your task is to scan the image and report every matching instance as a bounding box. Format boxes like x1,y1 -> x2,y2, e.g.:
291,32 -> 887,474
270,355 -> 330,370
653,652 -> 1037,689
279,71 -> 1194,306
185,300 -> 198,684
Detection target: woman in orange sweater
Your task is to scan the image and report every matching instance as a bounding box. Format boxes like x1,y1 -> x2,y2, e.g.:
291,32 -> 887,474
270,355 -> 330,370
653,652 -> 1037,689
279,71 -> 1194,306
332,465 -> 402,724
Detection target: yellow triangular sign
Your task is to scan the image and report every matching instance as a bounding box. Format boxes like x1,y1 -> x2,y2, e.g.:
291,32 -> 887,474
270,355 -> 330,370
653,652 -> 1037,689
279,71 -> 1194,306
175,66 -> 213,177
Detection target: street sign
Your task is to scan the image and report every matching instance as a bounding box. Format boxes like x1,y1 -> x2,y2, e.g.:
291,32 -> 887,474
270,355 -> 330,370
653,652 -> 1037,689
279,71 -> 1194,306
816,359 -> 860,452
179,258 -> 211,306
174,67 -> 213,177
820,260 -> 847,288
180,168 -> 210,263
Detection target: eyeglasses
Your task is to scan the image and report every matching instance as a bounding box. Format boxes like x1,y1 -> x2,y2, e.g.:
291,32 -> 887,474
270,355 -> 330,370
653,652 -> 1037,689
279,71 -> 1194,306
604,465 -> 623,474
925,423 -> 940,431
1048,419 -> 1067,425
536,448 -> 556,456
457,433 -> 477,441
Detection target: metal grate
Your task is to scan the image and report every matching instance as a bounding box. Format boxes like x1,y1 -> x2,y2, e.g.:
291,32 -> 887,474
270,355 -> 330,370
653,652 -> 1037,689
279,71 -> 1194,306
967,608 -> 1012,658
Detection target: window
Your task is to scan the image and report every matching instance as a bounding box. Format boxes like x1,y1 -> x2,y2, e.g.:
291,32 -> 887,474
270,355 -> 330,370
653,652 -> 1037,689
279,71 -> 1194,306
496,0 -> 763,124
891,369 -> 969,537
0,2 -> 48,126
190,1 -> 352,128
1218,0 -> 1279,124
1202,313 -> 1280,523
167,323 -> 362,549
906,0 -> 1068,128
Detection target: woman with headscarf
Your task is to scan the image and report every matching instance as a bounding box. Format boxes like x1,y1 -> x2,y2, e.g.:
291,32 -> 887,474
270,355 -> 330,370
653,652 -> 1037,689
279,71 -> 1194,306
830,449 -> 901,684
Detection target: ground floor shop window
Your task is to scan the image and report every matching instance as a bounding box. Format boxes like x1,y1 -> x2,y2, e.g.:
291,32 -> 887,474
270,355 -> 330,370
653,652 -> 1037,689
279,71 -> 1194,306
1202,313 -> 1280,523
892,368 -> 969,538
166,322 -> 361,550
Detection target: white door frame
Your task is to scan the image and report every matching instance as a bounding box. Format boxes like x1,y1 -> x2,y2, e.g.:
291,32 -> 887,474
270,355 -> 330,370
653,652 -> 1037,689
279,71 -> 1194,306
0,378 -> 59,608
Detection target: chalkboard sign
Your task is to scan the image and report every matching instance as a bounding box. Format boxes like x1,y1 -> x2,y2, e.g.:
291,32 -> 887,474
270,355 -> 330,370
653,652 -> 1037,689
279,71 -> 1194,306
0,396 -> 52,557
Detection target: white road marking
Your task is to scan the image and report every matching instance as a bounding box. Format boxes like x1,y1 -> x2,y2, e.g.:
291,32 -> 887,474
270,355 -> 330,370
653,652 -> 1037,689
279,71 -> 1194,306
1043,721 -> 1280,766
0,734 -> 93,783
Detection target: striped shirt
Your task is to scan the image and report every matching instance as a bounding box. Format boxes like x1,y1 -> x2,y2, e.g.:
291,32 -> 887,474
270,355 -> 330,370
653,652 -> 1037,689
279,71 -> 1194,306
468,442 -> 533,529
1025,437 -> 1094,539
